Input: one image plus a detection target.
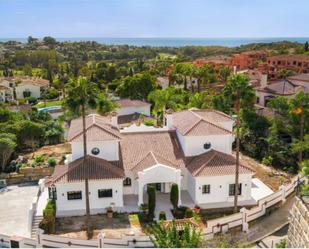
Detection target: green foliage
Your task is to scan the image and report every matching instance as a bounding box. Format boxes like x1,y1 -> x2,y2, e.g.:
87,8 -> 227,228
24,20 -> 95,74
48,158 -> 56,167
148,220 -> 203,248
170,183 -> 179,211
45,87 -> 59,99
96,93 -> 117,115
184,208 -> 193,218
158,211 -> 166,221
116,73 -> 158,100
35,155 -> 45,163
40,200 -> 56,234
262,156 -> 273,166
188,91 -> 212,109
147,185 -> 156,221
144,120 -> 155,126
275,238 -> 287,248
0,133 -> 17,171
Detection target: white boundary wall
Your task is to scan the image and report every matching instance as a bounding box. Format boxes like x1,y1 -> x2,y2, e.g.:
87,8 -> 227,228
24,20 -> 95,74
0,176 -> 302,248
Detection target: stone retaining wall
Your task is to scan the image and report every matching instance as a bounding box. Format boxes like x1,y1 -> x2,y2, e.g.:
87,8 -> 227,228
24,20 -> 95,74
287,197 -> 309,248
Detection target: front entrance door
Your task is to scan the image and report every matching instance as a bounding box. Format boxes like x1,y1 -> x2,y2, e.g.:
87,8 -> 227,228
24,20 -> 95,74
155,183 -> 161,191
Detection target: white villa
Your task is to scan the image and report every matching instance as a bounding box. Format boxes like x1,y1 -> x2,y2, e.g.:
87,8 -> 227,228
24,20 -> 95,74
46,102 -> 257,217
0,77 -> 49,102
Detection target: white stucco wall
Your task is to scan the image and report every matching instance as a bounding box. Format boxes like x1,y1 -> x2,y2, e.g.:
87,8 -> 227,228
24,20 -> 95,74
71,140 -> 119,161
55,179 -> 123,216
15,84 -> 42,99
116,105 -> 151,116
123,171 -> 135,195
176,131 -> 234,157
191,174 -> 252,205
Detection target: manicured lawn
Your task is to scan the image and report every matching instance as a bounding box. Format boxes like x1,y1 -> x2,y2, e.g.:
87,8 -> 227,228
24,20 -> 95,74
35,100 -> 63,108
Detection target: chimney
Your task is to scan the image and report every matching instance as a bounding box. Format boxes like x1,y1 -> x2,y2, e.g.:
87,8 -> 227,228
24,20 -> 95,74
260,74 -> 268,88
111,112 -> 118,127
165,109 -> 173,129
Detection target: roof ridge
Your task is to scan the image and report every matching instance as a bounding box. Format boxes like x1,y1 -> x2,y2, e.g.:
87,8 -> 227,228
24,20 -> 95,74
184,110 -> 231,135
193,150 -> 217,176
151,151 -> 179,168
131,151 -> 156,170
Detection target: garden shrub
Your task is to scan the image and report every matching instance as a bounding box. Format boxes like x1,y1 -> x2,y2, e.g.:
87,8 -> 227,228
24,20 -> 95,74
170,183 -> 179,211
184,208 -> 193,218
147,185 -> 156,221
35,155 -> 45,164
40,200 -> 56,234
159,211 -> 166,220
144,120 -> 154,126
48,158 -> 56,167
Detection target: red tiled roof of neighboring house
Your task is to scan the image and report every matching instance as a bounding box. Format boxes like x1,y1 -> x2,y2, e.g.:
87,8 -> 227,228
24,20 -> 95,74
186,150 -> 254,177
172,109 -> 233,136
131,151 -> 179,175
68,114 -> 121,142
0,76 -> 49,87
116,99 -> 151,108
257,80 -> 304,95
0,85 -> 10,90
46,155 -> 124,185
120,131 -> 185,171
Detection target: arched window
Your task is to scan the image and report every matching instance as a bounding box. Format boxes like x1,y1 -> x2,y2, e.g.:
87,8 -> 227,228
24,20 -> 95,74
91,147 -> 100,155
123,177 -> 132,186
204,142 -> 211,150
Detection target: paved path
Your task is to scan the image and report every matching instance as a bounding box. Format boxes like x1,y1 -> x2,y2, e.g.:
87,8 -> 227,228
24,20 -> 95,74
0,184 -> 39,237
246,196 -> 295,243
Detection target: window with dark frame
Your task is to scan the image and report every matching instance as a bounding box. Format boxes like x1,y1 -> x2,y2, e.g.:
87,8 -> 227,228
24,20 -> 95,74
48,187 -> 57,200
98,189 -> 113,198
67,191 -> 82,200
229,183 -> 242,196
123,177 -> 132,186
202,184 -> 210,194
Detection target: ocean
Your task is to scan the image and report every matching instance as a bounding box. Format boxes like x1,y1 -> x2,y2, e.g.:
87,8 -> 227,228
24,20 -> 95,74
0,37 -> 308,47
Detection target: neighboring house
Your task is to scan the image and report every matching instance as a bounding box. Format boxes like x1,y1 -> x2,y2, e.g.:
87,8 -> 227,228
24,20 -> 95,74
267,55 -> 309,79
0,85 -> 14,102
256,79 -> 306,106
115,99 -> 154,128
15,78 -> 49,99
0,77 -> 49,100
46,108 -> 256,217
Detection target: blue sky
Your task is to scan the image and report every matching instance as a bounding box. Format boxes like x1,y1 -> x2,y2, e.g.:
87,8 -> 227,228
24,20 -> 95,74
0,0 -> 308,38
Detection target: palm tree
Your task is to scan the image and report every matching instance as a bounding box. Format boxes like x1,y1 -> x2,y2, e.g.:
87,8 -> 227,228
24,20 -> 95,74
148,89 -> 173,125
63,76 -> 98,239
223,74 -> 255,213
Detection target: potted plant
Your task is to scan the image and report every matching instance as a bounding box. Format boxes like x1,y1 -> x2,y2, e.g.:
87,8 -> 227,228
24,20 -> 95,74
194,205 -> 201,214
106,206 -> 113,218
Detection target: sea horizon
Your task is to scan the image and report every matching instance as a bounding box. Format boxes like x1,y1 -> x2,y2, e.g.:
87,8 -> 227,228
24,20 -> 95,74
0,37 -> 308,47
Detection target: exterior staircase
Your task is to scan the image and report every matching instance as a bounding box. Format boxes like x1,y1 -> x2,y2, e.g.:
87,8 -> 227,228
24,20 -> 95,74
31,215 -> 43,238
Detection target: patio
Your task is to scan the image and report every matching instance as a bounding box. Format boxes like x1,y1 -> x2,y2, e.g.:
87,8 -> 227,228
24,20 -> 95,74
122,190 -> 195,219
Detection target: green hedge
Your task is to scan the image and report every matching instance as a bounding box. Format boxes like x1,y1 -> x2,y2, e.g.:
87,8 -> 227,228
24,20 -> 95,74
39,200 -> 56,234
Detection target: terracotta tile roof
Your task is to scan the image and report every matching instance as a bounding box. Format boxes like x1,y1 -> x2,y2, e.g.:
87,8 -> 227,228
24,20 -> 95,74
116,99 -> 151,108
0,85 -> 10,90
120,131 -> 185,171
131,151 -> 179,175
0,76 -> 49,86
46,155 -> 124,184
268,55 -> 309,61
172,109 -> 232,136
186,150 -> 254,177
68,114 -> 121,142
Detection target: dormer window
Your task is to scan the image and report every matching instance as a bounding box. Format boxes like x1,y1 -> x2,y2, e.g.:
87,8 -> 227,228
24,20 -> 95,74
91,147 -> 100,155
204,142 -> 211,150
